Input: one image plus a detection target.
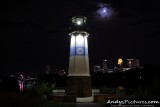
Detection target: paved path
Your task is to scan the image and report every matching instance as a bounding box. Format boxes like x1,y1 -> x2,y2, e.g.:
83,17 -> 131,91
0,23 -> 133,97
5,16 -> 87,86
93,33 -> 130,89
76,103 -> 101,107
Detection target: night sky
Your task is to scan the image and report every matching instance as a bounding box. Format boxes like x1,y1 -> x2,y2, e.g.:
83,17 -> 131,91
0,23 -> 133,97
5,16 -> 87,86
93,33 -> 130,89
2,0 -> 160,75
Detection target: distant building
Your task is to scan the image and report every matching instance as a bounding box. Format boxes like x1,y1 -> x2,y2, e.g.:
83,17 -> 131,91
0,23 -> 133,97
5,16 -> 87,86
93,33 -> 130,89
93,58 -> 140,73
45,64 -> 51,74
58,69 -> 66,76
115,58 -> 123,72
93,60 -> 108,73
127,59 -> 140,68
102,60 -> 108,73
52,69 -> 67,76
118,58 -> 123,66
93,65 -> 101,73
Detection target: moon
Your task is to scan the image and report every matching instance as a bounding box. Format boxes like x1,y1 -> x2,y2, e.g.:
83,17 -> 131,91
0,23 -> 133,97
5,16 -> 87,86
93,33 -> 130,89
96,3 -> 113,19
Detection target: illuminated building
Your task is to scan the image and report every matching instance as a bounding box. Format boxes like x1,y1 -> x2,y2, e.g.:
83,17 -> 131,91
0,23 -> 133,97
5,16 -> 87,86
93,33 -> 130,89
66,16 -> 92,100
93,65 -> 101,73
118,58 -> 123,66
115,58 -> 123,72
102,60 -> 108,73
127,59 -> 140,68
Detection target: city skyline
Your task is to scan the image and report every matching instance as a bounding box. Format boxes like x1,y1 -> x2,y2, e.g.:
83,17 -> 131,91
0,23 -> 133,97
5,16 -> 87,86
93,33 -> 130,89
3,0 -> 160,75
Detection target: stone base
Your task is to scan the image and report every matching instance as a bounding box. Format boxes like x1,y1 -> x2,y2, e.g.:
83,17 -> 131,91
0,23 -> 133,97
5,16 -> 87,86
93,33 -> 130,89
66,76 -> 92,97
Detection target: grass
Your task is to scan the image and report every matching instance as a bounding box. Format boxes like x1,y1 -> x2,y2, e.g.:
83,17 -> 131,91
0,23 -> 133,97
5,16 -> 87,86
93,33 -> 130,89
98,101 -> 106,107
0,92 -> 40,107
0,92 -> 75,107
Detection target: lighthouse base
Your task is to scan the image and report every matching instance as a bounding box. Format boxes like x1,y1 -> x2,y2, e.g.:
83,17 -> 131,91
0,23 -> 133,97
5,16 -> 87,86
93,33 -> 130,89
66,76 -> 92,97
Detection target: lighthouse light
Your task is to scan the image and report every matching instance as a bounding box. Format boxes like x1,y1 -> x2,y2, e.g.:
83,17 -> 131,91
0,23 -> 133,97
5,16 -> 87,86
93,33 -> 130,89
76,34 -> 84,45
76,20 -> 82,25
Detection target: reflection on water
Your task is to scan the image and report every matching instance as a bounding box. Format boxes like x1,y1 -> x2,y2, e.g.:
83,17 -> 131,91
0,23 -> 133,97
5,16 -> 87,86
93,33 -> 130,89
18,80 -> 24,91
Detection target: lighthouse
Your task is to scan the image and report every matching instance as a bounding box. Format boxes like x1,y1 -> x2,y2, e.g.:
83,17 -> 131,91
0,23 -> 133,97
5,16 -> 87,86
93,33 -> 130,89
66,16 -> 92,100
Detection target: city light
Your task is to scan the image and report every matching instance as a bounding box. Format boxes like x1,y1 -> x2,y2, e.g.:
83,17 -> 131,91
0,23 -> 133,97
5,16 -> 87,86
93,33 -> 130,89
118,58 -> 123,66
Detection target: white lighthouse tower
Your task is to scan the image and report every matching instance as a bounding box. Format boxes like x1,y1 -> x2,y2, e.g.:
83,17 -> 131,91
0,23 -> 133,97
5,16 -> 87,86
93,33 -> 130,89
66,16 -> 92,100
